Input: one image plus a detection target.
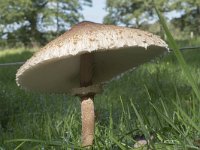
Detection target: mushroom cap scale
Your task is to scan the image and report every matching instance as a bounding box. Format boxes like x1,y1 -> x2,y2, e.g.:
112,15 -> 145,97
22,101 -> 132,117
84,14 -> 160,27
16,21 -> 168,93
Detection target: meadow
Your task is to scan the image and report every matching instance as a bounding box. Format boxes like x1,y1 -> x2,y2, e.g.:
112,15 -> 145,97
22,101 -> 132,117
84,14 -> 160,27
0,11 -> 200,149
0,36 -> 199,149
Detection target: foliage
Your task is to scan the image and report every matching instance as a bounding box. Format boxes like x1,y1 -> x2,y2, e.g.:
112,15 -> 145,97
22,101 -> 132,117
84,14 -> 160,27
104,0 -> 200,39
0,0 -> 91,47
170,0 -> 200,36
104,0 -> 168,27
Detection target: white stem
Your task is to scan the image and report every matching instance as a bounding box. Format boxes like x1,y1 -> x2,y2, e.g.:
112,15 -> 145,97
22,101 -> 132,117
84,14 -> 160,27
81,97 -> 95,147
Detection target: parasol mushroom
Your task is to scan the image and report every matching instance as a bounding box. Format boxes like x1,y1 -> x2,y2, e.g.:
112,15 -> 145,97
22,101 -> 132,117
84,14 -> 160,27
16,21 -> 168,147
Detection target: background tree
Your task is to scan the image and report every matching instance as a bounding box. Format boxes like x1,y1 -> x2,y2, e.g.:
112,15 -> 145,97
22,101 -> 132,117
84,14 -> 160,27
0,0 -> 91,47
104,0 -> 200,39
103,0 -> 168,28
170,0 -> 200,37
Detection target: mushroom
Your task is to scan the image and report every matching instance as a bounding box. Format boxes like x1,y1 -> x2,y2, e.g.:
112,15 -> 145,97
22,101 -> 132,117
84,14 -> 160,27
16,21 -> 168,147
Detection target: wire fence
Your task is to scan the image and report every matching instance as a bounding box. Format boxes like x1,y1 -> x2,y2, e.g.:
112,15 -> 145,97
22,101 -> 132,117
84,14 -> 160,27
0,46 -> 200,67
0,62 -> 24,67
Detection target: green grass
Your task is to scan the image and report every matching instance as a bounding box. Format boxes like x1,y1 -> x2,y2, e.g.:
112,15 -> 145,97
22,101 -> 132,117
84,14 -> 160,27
0,29 -> 200,149
0,46 -> 200,149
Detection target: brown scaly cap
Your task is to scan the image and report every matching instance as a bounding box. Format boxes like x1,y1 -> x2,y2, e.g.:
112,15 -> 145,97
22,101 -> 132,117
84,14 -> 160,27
16,21 -> 168,93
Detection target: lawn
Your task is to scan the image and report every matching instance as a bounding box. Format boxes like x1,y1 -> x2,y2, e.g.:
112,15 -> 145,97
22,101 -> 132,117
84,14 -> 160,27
0,37 -> 200,149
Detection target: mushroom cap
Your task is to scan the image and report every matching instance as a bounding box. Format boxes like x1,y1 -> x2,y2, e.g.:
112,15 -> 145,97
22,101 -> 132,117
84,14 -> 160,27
16,21 -> 168,93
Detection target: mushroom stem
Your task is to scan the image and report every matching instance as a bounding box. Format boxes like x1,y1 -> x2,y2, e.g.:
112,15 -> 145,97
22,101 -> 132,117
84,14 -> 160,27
80,53 -> 95,147
81,96 -> 95,147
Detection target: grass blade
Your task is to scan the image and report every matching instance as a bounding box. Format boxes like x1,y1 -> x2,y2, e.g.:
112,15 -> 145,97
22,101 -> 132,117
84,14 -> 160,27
5,139 -> 81,149
109,136 -> 127,150
14,141 -> 26,150
130,99 -> 151,141
149,103 -> 181,134
173,102 -> 200,132
154,5 -> 200,102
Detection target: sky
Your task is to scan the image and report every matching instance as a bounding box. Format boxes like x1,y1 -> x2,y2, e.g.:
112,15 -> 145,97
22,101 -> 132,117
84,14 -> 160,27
82,0 -> 107,23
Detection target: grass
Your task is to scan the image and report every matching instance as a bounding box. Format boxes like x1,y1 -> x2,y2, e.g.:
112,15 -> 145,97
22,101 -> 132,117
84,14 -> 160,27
0,26 -> 200,150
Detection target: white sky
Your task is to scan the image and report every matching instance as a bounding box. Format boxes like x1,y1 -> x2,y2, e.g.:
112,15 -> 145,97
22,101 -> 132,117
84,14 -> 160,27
82,0 -> 107,23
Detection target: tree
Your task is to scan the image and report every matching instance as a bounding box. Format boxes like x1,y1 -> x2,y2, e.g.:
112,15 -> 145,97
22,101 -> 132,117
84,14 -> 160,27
104,0 -> 168,28
170,0 -> 200,36
0,0 -> 92,46
104,0 -> 200,38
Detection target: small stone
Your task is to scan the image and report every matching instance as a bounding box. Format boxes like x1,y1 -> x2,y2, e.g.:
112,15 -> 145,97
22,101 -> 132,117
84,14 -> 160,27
134,139 -> 148,148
